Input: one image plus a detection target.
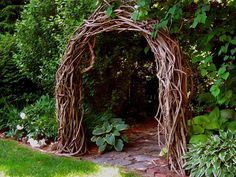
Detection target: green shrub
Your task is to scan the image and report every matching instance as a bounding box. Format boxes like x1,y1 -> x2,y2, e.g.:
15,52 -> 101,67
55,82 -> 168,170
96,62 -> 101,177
91,117 -> 129,153
184,130 -> 236,177
1,95 -> 57,141
22,95 -> 57,140
14,0 -> 61,93
0,98 -> 21,138
13,0 -> 97,94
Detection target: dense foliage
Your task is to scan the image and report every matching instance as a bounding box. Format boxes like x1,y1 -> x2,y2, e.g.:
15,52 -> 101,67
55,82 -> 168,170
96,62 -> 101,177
1,95 -> 57,141
0,0 -> 39,107
188,107 -> 236,143
13,0 -> 97,94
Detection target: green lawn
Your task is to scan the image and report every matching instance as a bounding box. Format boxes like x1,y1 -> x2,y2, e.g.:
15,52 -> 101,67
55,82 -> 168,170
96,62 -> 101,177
0,139 -> 139,177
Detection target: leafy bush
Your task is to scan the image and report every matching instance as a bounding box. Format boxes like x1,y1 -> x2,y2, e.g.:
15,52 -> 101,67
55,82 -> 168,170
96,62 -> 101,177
91,117 -> 129,152
189,107 -> 236,144
14,0 -> 61,93
1,95 -> 57,140
13,0 -> 97,94
0,98 -> 20,137
184,130 -> 236,177
21,95 -> 57,140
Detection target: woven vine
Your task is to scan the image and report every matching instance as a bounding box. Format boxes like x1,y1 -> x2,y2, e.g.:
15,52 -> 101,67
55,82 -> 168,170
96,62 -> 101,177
56,2 -> 190,175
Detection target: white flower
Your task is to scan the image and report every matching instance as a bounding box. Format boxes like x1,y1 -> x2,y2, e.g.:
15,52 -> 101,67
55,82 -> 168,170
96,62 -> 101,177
27,138 -> 40,148
16,125 -> 24,130
134,5 -> 139,9
20,112 -> 27,119
39,139 -> 47,147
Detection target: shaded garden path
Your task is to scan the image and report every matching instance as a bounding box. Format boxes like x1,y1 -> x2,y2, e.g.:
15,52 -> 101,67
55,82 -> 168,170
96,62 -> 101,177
82,120 -> 180,177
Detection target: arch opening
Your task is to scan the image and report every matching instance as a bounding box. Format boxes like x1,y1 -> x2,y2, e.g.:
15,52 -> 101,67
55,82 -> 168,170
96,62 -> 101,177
83,31 -> 159,125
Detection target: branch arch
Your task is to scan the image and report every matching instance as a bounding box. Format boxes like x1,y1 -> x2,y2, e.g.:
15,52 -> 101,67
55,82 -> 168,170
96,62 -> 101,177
56,3 -> 190,174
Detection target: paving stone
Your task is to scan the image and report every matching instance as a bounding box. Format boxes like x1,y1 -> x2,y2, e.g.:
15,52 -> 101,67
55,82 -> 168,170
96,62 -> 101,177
135,155 -> 158,162
124,156 -> 135,161
105,158 -> 133,166
92,157 -> 113,164
155,173 -> 167,177
146,166 -> 160,177
99,152 -> 115,158
127,162 -> 149,171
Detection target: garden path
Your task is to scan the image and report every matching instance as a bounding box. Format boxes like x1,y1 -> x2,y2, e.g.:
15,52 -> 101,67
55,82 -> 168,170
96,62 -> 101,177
82,119 -> 180,177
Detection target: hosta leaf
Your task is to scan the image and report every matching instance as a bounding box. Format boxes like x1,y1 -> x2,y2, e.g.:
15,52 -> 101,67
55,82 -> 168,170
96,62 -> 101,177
105,134 -> 115,145
121,135 -> 129,143
192,125 -> 205,134
219,151 -> 227,161
113,129 -> 120,136
205,167 -> 213,177
189,134 -> 209,144
204,120 -> 220,130
208,107 -> 220,121
96,137 -> 105,146
226,120 -> 236,131
91,136 -> 97,142
92,127 -> 105,135
116,124 -> 128,131
98,143 -> 107,152
105,124 -> 113,133
192,115 -> 210,126
220,109 -> 235,120
114,139 -> 124,151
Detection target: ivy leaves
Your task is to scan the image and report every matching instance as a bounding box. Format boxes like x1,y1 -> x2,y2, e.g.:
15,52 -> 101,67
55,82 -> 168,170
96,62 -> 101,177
105,0 -> 121,18
131,0 -> 151,21
191,4 -> 209,28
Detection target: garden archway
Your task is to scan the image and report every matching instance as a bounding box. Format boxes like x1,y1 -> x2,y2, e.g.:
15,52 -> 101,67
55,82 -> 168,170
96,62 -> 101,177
56,2 -> 189,174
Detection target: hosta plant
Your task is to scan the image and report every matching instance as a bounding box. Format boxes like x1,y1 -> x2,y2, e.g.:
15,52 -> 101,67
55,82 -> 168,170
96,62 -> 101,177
184,130 -> 236,177
91,118 -> 129,152
189,107 -> 236,144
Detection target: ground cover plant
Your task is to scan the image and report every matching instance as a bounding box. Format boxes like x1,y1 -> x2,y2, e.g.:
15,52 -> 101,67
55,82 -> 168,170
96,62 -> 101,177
91,117 -> 129,152
188,107 -> 236,144
184,130 -> 236,177
0,139 -> 139,177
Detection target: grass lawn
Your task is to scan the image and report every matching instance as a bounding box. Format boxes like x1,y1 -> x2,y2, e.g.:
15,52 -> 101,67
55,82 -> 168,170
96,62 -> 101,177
0,139 -> 139,177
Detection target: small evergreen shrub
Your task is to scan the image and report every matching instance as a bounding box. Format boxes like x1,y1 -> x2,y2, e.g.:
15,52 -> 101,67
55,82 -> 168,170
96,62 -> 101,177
184,130 -> 236,177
